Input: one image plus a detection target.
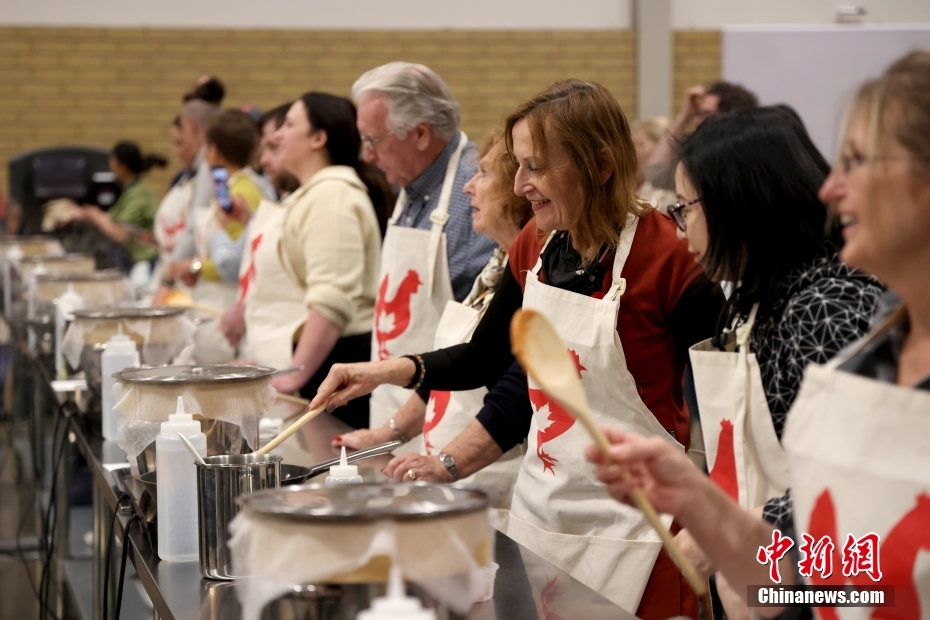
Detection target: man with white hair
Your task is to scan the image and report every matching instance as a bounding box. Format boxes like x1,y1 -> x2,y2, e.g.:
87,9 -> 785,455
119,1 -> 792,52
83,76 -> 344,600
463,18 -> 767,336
352,61 -> 496,435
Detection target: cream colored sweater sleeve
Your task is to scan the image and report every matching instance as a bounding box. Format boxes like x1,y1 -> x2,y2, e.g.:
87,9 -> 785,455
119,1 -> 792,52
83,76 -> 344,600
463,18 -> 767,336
283,179 -> 374,333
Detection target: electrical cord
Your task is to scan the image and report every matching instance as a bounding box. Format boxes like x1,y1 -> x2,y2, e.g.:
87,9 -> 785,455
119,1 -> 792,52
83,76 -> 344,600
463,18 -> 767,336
101,493 -> 129,620
39,410 -> 70,620
114,514 -> 141,620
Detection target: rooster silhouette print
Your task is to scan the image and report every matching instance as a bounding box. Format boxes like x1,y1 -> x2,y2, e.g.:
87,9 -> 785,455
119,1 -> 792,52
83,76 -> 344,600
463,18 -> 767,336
709,419 -> 738,501
807,489 -> 930,620
422,391 -> 451,455
375,270 -> 423,359
237,232 -> 264,302
529,349 -> 586,474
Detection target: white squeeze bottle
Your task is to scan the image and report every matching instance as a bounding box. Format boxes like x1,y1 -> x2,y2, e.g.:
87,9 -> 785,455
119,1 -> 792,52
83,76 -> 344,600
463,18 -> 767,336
325,446 -> 363,485
156,397 -> 206,562
357,565 -> 437,620
101,325 -> 139,440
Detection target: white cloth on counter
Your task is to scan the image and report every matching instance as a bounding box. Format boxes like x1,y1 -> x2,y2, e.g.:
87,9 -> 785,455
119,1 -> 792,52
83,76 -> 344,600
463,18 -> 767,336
228,507 -> 493,620
112,379 -> 273,459
61,314 -> 196,370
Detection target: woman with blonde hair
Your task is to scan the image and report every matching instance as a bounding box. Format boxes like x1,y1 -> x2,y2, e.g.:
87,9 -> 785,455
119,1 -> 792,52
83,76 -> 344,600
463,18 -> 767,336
312,80 -> 725,618
333,130 -> 533,518
588,50 -> 930,619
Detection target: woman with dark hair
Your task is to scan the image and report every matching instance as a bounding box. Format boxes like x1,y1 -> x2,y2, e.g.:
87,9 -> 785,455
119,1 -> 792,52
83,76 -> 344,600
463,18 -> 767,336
660,106 -> 882,617
79,141 -> 167,270
270,92 -> 383,429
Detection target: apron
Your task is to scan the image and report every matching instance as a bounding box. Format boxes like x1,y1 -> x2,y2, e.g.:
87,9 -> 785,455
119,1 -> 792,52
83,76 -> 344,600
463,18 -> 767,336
506,218 -> 681,613
420,296 -> 526,527
784,311 -> 930,620
369,132 -> 466,440
239,199 -> 307,370
151,176 -> 193,285
689,303 -> 790,509
190,201 -> 238,364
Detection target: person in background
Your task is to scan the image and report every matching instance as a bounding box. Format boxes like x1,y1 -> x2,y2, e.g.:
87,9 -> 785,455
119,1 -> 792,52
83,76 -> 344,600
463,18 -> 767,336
269,92 -> 385,428
588,50 -> 930,620
333,130 -> 534,519
216,102 -> 301,355
352,61 -> 496,435
645,81 -> 758,191
77,141 -> 166,272
631,116 -> 675,212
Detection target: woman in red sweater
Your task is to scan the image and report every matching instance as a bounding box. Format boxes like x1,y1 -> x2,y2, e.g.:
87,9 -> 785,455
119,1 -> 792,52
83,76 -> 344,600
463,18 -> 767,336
312,80 -> 723,617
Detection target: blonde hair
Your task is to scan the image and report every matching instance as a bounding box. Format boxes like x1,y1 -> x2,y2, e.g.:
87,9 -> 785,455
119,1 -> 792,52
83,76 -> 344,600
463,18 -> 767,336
504,80 -> 647,262
479,132 -> 534,230
632,116 -> 669,144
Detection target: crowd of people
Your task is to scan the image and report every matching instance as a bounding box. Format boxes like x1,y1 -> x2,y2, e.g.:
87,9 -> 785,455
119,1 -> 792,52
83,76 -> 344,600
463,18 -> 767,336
45,49 -> 930,619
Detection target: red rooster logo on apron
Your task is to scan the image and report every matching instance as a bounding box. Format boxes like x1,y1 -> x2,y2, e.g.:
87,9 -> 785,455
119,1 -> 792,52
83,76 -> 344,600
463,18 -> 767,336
422,390 -> 451,455
529,349 -> 586,474
807,489 -> 930,620
237,232 -> 264,303
375,270 -> 423,359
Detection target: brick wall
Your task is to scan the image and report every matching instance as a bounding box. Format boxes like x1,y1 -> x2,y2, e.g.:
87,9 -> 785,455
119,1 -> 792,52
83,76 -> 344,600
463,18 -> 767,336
0,27 -> 721,203
0,27 -> 636,200
672,30 -> 722,113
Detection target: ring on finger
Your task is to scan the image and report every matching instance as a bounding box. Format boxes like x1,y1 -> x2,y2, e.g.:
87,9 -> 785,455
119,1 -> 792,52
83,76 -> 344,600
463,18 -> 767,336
407,468 -> 417,480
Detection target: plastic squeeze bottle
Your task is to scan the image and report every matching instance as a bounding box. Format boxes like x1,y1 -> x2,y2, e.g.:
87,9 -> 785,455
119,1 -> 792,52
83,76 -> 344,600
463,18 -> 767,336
357,565 -> 437,620
100,325 -> 139,441
156,397 -> 206,562
325,446 -> 363,486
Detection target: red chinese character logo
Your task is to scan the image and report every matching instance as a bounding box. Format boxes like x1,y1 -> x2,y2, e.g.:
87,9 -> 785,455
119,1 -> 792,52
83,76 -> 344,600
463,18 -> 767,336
798,533 -> 835,579
842,532 -> 883,582
757,529 -> 795,583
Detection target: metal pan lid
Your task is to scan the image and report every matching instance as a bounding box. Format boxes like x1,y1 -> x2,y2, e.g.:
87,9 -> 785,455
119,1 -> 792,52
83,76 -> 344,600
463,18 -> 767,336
238,483 -> 489,523
72,306 -> 186,320
34,270 -> 125,282
113,364 -> 277,385
20,253 -> 93,264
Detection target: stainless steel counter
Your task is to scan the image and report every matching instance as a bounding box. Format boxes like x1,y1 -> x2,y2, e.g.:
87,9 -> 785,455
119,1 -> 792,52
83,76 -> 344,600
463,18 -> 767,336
19,324 -> 635,620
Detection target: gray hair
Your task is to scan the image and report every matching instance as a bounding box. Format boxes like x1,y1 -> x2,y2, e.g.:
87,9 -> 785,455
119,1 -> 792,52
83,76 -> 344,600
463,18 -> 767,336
351,62 -> 460,142
181,99 -> 220,131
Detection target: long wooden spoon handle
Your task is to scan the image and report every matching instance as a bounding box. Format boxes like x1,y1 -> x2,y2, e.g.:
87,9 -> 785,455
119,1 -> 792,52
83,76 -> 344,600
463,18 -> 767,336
588,421 -> 708,596
275,392 -> 311,407
255,403 -> 326,454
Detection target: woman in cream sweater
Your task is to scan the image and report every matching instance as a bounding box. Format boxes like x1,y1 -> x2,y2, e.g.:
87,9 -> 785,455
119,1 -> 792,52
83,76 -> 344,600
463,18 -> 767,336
272,92 -> 384,428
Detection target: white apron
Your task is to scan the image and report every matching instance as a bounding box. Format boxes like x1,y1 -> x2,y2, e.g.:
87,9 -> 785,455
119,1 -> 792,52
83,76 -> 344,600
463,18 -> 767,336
506,219 -> 681,613
784,312 -> 930,620
369,132 -> 466,439
420,297 -> 526,525
689,303 -> 790,509
239,198 -> 307,370
152,176 -> 193,284
190,202 -> 238,364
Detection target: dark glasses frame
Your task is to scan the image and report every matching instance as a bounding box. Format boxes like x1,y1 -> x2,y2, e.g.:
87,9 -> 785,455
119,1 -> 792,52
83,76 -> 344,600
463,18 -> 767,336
667,196 -> 701,232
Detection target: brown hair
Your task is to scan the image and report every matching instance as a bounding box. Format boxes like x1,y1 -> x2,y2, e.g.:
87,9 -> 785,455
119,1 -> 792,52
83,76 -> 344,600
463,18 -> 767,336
479,131 -> 534,230
848,50 -> 930,177
206,109 -> 259,168
504,79 -> 647,260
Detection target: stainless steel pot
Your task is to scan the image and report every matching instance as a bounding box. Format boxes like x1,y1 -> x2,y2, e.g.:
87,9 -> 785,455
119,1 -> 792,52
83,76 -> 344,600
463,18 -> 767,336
196,454 -> 283,581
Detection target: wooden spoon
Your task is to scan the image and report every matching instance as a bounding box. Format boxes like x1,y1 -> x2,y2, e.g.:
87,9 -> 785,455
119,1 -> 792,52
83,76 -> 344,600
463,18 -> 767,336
510,309 -> 711,604
254,402 -> 328,455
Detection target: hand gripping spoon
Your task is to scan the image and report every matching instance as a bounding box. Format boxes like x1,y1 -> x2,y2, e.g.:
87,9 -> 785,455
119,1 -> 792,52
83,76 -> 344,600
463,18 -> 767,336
510,309 -> 712,610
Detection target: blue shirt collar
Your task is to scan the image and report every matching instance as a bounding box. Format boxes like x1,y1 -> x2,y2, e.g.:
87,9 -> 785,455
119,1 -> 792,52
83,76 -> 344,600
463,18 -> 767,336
406,132 -> 462,200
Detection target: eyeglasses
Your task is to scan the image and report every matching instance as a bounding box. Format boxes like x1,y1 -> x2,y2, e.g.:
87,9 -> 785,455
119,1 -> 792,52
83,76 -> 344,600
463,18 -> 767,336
667,196 -> 701,232
361,131 -> 394,151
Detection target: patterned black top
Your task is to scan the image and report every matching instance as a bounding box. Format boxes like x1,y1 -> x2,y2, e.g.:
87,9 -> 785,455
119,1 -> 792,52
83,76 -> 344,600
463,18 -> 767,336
745,247 -> 884,439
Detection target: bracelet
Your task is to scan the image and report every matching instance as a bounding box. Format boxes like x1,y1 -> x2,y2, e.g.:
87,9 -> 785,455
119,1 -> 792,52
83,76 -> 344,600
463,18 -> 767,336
389,418 -> 410,443
161,277 -> 176,287
401,354 -> 426,391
